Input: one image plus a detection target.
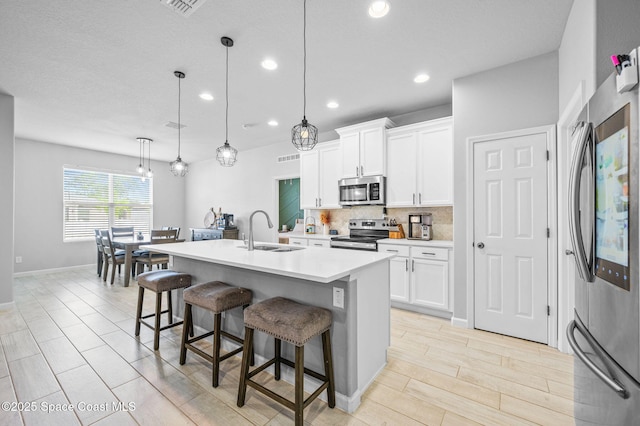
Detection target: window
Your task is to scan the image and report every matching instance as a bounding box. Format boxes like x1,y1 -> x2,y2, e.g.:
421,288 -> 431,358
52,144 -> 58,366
63,167 -> 153,241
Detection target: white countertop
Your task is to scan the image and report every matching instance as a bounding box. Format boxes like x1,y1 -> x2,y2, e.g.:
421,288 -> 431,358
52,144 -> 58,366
143,239 -> 394,284
378,238 -> 453,248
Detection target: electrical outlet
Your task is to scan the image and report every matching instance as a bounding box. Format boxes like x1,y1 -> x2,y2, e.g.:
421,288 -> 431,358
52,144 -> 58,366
15,256 -> 22,264
332,287 -> 344,309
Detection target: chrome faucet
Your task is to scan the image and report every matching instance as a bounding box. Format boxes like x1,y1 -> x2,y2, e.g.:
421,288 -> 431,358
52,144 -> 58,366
247,210 -> 274,251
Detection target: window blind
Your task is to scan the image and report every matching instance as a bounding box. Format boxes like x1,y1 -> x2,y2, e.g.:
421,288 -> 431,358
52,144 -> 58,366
63,168 -> 153,241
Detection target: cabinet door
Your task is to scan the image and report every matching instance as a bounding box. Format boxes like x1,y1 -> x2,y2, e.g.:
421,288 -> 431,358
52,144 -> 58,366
417,124 -> 453,205
360,127 -> 385,176
318,143 -> 341,208
390,256 -> 410,302
386,132 -> 417,207
300,151 -> 319,209
340,133 -> 360,178
411,258 -> 448,310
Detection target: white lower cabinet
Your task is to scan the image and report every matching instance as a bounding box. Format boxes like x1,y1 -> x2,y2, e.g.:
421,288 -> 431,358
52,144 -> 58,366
288,236 -> 331,248
379,242 -> 452,316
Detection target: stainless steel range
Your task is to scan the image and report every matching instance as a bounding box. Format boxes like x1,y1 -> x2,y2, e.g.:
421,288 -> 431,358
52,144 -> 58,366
330,219 -> 390,251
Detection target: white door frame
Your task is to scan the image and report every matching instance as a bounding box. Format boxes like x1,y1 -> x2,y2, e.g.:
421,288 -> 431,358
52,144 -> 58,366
556,82 -> 586,353
273,174 -> 301,239
465,125 -> 558,347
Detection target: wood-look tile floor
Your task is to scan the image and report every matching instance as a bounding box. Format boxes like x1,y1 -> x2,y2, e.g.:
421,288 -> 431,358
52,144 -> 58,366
0,267 -> 574,425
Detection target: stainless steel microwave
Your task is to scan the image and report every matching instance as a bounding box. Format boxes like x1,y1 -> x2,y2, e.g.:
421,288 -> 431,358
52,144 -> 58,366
338,175 -> 386,206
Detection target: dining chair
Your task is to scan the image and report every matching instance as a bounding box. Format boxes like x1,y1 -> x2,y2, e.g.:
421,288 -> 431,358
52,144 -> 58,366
162,226 -> 181,239
135,229 -> 178,275
94,229 -> 106,276
100,230 -> 137,284
111,226 -> 135,238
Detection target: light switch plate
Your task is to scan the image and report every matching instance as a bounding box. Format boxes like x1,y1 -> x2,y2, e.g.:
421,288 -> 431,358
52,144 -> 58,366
333,287 -> 344,309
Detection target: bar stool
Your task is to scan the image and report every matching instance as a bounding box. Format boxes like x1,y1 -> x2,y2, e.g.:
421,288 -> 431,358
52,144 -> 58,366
135,270 -> 192,350
180,281 -> 253,387
237,297 -> 336,426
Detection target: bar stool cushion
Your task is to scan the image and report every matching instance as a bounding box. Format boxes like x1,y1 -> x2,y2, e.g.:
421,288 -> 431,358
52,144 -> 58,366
184,281 -> 252,314
244,297 -> 331,346
138,270 -> 192,293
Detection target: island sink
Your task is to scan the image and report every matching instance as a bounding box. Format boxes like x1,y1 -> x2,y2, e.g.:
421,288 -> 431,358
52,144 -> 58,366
238,244 -> 305,252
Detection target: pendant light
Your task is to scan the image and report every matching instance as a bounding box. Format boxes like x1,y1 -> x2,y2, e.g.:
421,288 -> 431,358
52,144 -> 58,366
291,0 -> 318,151
136,137 -> 145,175
136,137 -> 153,180
170,71 -> 189,176
145,138 -> 153,179
216,36 -> 238,167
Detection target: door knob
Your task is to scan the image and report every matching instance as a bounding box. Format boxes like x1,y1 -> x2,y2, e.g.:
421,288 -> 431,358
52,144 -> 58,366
477,242 -> 485,249
565,249 -> 574,255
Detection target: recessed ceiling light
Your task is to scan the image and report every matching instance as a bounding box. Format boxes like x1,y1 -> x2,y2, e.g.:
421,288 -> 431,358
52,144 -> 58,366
414,73 -> 430,83
268,120 -> 279,126
261,59 -> 278,70
199,93 -> 214,101
368,1 -> 390,18
327,101 -> 339,109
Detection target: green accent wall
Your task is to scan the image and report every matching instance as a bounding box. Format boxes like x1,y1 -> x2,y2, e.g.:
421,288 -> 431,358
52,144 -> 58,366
279,178 -> 302,231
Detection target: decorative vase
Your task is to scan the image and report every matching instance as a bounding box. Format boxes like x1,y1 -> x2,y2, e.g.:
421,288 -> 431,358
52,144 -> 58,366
323,224 -> 329,235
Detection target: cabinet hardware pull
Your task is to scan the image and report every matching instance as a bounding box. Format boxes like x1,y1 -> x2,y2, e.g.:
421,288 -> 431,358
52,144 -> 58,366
387,249 -> 398,252
356,166 -> 359,176
413,193 -> 416,204
422,252 -> 435,256
360,165 -> 364,176
412,260 -> 415,272
319,198 -> 322,206
419,193 -> 422,204
405,259 -> 408,271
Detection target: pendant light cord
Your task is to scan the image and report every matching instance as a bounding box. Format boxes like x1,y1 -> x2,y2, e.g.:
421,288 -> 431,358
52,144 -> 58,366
225,44 -> 229,143
177,75 -> 182,156
303,0 -> 307,119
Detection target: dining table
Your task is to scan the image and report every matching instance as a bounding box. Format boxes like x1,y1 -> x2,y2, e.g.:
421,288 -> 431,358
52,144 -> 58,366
111,236 -> 184,287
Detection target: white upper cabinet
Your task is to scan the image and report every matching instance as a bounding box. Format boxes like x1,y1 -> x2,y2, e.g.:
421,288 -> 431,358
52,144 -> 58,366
386,117 -> 453,207
300,140 -> 342,209
336,118 -> 395,179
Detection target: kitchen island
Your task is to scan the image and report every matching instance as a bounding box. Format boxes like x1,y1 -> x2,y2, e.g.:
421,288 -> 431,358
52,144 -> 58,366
142,239 -> 394,413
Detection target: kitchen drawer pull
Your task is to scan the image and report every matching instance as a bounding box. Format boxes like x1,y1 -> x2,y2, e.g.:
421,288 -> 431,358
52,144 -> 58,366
318,198 -> 322,206
355,166 -> 359,176
419,193 -> 422,204
292,242 -> 301,245
422,252 -> 436,256
386,249 -> 398,252
313,243 -> 323,247
412,260 -> 415,272
360,165 -> 364,176
405,259 -> 408,271
412,193 -> 415,205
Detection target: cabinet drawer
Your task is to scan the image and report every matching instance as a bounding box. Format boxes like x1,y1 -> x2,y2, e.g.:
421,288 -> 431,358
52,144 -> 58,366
410,246 -> 448,261
309,240 -> 330,248
289,238 -> 308,246
378,244 -> 410,257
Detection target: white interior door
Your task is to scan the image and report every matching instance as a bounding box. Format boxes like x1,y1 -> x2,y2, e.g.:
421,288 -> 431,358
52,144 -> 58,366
473,132 -> 549,343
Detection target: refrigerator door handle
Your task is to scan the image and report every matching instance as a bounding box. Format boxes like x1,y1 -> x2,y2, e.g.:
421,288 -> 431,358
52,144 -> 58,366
568,121 -> 595,282
566,320 -> 629,399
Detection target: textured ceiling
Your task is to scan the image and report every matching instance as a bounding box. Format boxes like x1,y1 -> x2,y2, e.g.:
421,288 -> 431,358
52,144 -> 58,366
0,0 -> 573,163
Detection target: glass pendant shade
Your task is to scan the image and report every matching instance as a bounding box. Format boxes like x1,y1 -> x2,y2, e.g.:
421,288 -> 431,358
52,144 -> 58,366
136,137 -> 153,178
292,117 -> 318,151
170,70 -> 189,176
216,36 -> 238,167
216,141 -> 238,167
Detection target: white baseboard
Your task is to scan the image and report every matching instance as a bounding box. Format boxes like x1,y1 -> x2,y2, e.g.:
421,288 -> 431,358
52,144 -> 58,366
0,301 -> 16,311
13,264 -> 93,278
450,316 -> 469,328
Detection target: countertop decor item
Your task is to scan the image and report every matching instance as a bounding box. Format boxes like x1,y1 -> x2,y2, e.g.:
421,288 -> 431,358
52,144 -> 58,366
170,70 -> 189,176
305,216 -> 316,234
216,36 -> 238,166
291,0 -> 318,151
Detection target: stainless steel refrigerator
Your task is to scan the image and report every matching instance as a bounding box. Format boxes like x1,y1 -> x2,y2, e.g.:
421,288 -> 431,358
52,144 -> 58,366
567,48 -> 640,424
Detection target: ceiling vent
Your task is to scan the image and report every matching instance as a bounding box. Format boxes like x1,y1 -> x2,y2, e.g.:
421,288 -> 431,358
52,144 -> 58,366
165,121 -> 186,129
277,153 -> 300,163
159,0 -> 207,18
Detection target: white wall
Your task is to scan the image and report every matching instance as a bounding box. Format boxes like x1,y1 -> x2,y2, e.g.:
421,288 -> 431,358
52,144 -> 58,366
558,0 -> 596,114
0,94 -> 15,304
184,140 -> 300,243
14,138 -> 186,273
452,52 -> 559,322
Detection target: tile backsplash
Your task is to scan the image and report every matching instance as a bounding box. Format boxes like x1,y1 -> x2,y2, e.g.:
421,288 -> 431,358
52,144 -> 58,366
306,205 -> 453,240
